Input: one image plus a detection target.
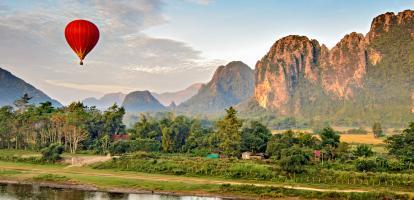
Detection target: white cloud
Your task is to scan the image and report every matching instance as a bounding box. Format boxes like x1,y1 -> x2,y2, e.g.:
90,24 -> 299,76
45,80 -> 136,93
184,0 -> 214,5
0,0 -> 218,104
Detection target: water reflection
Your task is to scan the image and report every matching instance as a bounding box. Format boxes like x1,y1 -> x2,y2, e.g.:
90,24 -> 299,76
0,183 -> 223,200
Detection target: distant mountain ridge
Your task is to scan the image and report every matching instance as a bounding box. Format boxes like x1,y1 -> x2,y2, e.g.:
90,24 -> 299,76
122,90 -> 165,113
151,83 -> 203,106
83,92 -> 126,110
177,61 -> 254,114
0,68 -> 62,107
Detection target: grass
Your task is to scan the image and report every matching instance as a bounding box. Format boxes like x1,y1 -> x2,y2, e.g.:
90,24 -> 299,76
0,159 -> 413,199
0,149 -> 40,157
1,149 -> 414,199
0,170 -> 22,176
33,174 -> 70,182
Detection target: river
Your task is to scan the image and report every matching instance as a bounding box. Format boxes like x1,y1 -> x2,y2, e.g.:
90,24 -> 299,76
0,183 -> 225,200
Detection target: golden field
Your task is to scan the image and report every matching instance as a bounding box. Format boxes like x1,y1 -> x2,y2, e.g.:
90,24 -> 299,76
339,133 -> 384,144
272,129 -> 385,144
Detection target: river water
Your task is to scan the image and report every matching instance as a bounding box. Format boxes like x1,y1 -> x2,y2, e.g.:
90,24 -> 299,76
0,183 -> 224,200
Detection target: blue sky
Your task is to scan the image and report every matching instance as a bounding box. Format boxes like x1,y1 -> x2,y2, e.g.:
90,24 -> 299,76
146,0 -> 414,66
0,0 -> 413,104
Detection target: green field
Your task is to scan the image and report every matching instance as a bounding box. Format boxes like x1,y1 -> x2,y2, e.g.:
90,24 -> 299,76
0,150 -> 413,200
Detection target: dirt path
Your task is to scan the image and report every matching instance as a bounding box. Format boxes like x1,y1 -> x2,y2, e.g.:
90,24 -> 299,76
0,164 -> 373,194
62,155 -> 112,168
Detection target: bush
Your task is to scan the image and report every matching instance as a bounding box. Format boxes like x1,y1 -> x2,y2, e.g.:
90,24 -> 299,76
41,143 -> 64,162
387,158 -> 407,171
279,147 -> 310,173
109,139 -> 161,155
355,158 -> 377,172
33,174 -> 70,182
353,144 -> 374,157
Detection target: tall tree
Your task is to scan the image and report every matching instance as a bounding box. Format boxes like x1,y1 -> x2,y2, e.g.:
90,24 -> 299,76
13,93 -> 32,113
386,122 -> 414,163
65,102 -> 89,154
102,104 -> 125,136
320,127 -> 340,148
241,121 -> 271,153
0,106 -> 14,149
216,107 -> 242,157
372,122 -> 384,138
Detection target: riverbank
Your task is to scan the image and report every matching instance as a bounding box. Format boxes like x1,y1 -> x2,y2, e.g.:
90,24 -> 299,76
0,161 -> 412,199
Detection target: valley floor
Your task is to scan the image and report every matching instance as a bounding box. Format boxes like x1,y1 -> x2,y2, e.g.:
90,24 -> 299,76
0,160 -> 412,199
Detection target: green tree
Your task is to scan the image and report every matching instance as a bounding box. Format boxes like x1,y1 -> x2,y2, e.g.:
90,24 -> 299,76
0,106 -> 14,149
66,102 -> 90,153
386,122 -> 414,162
372,122 -> 384,138
266,130 -> 297,159
319,127 -> 340,148
103,104 -> 125,136
216,107 -> 242,157
241,121 -> 271,153
183,120 -> 211,152
41,143 -> 64,162
280,146 -> 311,173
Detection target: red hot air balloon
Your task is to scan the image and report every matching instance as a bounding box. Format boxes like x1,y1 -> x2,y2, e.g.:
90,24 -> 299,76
65,19 -> 99,65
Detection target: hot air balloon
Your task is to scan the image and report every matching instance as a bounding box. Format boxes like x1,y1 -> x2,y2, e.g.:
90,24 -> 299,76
64,19 -> 99,65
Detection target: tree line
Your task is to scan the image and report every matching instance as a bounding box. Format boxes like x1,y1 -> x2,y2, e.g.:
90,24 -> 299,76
0,95 -> 413,174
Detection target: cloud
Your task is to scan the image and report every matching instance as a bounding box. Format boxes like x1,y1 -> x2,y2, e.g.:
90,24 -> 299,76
0,0 -> 219,103
45,80 -> 136,93
184,0 -> 214,5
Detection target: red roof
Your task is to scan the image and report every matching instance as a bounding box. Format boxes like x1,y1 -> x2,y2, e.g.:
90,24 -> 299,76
112,134 -> 129,140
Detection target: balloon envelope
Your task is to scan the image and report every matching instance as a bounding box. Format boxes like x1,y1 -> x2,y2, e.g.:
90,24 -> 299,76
65,19 -> 99,65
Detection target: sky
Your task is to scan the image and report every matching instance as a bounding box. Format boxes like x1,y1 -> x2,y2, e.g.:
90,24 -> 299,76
0,0 -> 413,105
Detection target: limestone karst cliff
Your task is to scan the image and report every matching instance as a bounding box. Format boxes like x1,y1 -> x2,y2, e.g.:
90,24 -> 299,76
253,10 -> 414,125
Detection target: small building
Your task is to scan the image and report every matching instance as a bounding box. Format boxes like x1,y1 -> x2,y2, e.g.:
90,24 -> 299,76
112,134 -> 129,141
242,152 -> 264,160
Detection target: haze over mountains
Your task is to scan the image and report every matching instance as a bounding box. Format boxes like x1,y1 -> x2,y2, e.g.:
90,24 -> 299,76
2,10 -> 414,126
0,68 -> 61,107
152,83 -> 203,106
177,61 -> 254,114
83,92 -> 126,110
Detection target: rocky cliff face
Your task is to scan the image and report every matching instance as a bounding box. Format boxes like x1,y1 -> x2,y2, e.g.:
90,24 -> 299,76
178,61 -> 254,114
0,68 -> 62,107
122,90 -> 165,113
253,10 -> 414,125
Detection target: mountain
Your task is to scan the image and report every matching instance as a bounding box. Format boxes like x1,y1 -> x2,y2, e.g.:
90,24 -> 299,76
122,90 -> 165,113
252,10 -> 414,126
178,61 -> 254,114
0,68 -> 62,107
83,92 -> 126,110
151,83 -> 203,106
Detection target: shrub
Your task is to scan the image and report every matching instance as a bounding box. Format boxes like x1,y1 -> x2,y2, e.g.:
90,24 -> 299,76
353,144 -> 374,157
109,139 -> 161,155
387,158 -> 407,171
279,147 -> 310,173
355,158 -> 377,172
41,143 -> 64,162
